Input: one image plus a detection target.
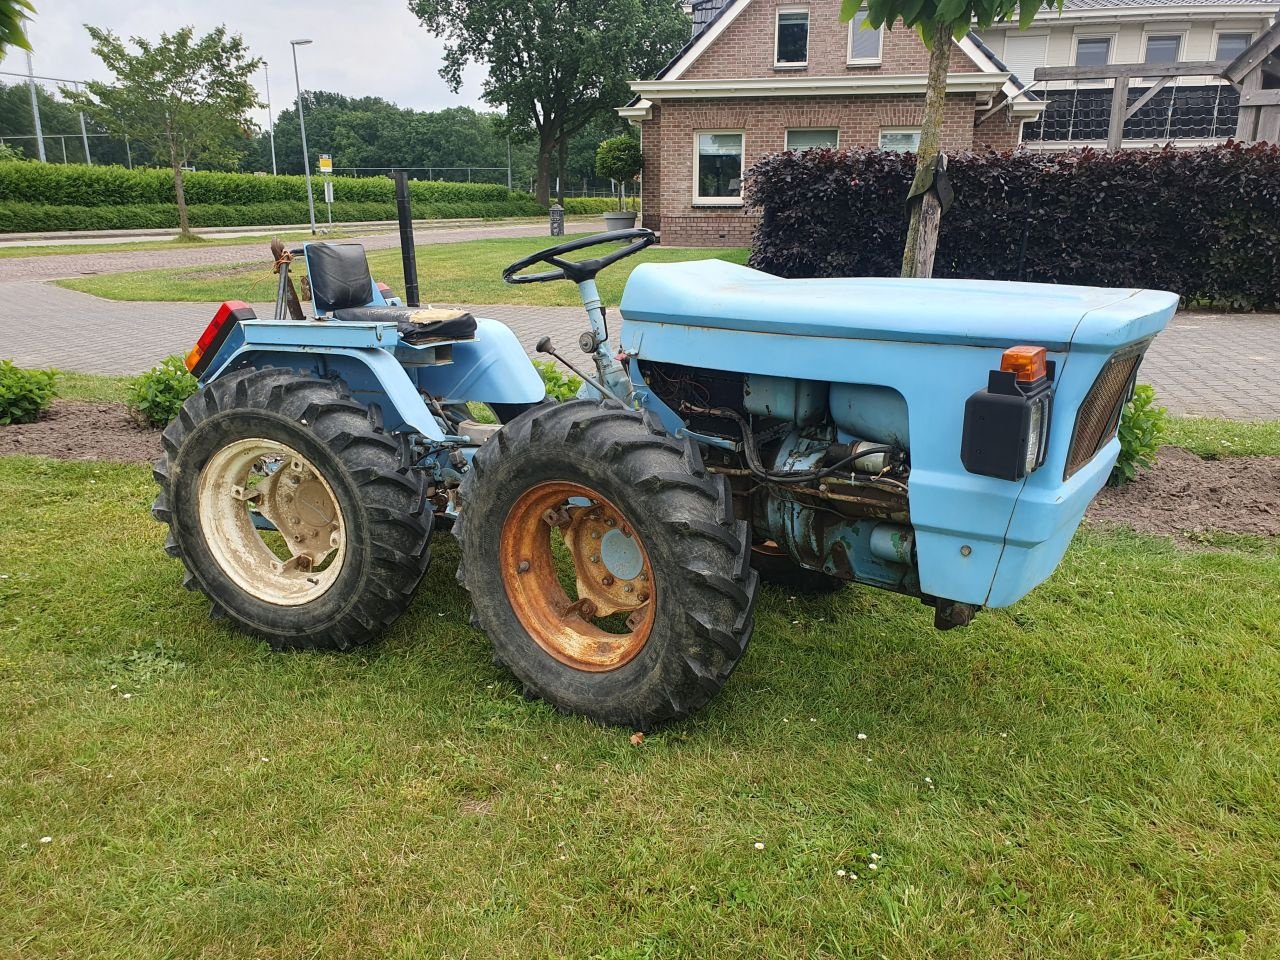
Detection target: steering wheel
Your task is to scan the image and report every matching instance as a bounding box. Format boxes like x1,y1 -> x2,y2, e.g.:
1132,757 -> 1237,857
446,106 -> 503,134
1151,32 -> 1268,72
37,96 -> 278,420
503,228 -> 656,285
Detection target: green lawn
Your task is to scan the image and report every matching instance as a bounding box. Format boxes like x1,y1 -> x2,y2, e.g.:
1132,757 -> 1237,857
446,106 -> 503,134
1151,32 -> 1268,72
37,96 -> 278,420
0,230 -> 361,259
2,450 -> 1279,957
55,234 -> 751,307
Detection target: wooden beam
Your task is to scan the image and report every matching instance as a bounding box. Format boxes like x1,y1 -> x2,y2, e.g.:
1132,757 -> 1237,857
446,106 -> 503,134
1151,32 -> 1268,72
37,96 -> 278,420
1239,88 -> 1280,107
1107,76 -> 1129,151
1124,75 -> 1174,119
1034,61 -> 1228,81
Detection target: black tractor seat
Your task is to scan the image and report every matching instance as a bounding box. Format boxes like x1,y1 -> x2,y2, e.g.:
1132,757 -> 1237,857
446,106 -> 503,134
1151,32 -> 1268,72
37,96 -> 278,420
332,306 -> 477,344
303,241 -> 477,344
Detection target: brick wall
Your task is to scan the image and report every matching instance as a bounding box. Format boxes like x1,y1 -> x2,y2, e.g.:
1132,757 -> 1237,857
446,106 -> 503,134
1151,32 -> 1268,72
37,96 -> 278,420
644,94 -> 979,246
681,0 -> 981,80
973,112 -> 1024,153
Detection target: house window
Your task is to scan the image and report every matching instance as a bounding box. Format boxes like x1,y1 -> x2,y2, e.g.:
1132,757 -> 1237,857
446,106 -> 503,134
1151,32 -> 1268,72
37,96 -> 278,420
786,129 -> 838,151
695,132 -> 744,203
1144,34 -> 1182,64
847,6 -> 882,64
1002,32 -> 1048,82
879,128 -> 921,152
776,9 -> 809,66
1215,32 -> 1252,62
1074,36 -> 1112,67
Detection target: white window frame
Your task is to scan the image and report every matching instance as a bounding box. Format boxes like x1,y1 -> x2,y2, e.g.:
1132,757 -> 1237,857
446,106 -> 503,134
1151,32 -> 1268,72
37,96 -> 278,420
1213,29 -> 1253,63
879,127 -> 921,152
693,130 -> 745,206
846,6 -> 882,66
1072,33 -> 1115,68
774,7 -> 810,68
1142,31 -> 1186,65
785,128 -> 840,151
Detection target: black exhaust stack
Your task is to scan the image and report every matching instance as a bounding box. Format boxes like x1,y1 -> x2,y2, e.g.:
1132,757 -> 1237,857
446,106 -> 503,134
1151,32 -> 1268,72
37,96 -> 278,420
393,170 -> 420,307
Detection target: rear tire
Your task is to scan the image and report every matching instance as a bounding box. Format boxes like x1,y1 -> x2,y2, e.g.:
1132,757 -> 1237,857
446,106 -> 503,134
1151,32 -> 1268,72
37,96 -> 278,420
152,367 -> 432,650
455,399 -> 758,728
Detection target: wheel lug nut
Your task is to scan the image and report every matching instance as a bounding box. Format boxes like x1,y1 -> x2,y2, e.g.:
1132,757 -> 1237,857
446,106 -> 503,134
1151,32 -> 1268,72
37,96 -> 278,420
591,531 -> 600,540
589,555 -> 599,563
602,575 -> 614,586
517,559 -> 530,573
623,584 -> 634,594
638,592 -> 649,603
605,518 -> 615,527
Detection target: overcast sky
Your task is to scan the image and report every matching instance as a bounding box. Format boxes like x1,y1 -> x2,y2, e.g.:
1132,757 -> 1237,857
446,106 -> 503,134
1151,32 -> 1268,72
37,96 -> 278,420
0,0 -> 489,126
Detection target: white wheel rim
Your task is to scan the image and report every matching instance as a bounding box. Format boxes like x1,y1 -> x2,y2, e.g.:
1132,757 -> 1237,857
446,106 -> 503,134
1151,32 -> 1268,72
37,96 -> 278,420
197,438 -> 347,606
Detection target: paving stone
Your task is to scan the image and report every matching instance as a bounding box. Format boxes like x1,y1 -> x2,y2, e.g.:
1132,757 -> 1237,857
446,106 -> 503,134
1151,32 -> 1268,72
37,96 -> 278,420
0,251 -> 1275,421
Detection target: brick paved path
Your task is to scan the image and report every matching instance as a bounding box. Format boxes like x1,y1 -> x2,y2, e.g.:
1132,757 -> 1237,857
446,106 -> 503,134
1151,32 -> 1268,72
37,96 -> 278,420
0,271 -> 1276,420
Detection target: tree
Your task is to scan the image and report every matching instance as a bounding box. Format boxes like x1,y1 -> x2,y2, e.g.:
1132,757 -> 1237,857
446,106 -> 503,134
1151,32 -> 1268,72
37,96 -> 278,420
64,26 -> 260,237
841,0 -> 1059,277
595,134 -> 642,211
409,0 -> 687,206
0,0 -> 34,54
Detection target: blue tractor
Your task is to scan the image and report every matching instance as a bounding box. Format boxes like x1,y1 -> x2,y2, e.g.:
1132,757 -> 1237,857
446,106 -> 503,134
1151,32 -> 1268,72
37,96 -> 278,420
155,225 -> 1176,728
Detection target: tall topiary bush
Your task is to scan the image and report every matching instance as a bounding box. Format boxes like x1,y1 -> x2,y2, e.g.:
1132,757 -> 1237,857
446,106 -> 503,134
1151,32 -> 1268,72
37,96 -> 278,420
595,135 -> 643,212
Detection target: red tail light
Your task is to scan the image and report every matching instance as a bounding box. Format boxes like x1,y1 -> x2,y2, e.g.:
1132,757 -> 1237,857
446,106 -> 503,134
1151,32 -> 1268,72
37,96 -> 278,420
376,281 -> 395,301
186,301 -> 255,378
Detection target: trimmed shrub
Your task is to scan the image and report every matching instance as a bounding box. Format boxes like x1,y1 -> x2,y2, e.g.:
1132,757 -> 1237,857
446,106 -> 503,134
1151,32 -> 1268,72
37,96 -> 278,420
534,359 -> 582,400
0,360 -> 58,425
0,161 -> 527,223
747,142 -> 1280,310
128,356 -> 198,428
1110,384 -> 1168,486
0,197 -> 546,233
561,197 -> 620,216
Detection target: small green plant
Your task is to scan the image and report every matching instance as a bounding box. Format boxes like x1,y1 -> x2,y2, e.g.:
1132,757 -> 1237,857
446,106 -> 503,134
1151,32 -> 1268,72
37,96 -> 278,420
0,360 -> 59,425
128,355 -> 197,428
534,359 -> 582,401
595,135 -> 643,212
1110,383 -> 1167,486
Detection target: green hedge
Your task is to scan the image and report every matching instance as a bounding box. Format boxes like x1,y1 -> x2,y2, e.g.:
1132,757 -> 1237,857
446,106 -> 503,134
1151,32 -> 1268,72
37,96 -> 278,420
561,197 -> 625,215
0,198 -> 545,232
0,162 -> 518,208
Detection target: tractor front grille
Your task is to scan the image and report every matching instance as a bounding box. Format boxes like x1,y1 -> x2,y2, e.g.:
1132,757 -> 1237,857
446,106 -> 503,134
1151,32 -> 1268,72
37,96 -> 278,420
1064,343 -> 1147,478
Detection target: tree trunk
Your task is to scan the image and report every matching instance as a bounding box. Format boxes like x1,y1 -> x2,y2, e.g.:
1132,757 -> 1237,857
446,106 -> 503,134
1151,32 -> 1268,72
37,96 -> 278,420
901,21 -> 952,278
534,129 -> 556,207
556,137 -> 567,206
170,143 -> 192,238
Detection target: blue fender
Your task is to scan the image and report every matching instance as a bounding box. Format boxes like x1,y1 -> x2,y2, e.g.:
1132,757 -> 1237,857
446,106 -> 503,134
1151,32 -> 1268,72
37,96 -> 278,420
416,317 -> 546,406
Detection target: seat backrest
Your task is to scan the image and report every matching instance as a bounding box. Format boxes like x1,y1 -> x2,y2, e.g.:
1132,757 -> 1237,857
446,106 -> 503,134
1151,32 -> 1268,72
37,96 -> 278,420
306,243 -> 374,314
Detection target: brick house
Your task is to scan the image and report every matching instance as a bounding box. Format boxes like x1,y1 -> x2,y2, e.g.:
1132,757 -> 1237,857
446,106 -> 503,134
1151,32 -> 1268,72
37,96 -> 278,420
620,0 -> 1040,245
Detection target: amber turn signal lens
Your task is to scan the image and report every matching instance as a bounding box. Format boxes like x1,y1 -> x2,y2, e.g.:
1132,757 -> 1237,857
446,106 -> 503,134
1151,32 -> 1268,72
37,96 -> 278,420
1000,345 -> 1047,383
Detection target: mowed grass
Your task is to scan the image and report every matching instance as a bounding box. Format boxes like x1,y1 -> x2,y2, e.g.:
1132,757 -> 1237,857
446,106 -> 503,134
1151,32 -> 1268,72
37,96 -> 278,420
55,233 -> 750,307
2,453 -> 1279,958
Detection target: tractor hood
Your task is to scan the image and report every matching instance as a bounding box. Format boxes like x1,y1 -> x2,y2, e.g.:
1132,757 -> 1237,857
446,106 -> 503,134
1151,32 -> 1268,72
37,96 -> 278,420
619,260 -> 1178,352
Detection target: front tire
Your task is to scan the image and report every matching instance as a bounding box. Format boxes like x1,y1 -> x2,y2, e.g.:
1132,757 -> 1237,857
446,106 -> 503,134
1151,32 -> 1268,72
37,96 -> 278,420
455,400 -> 758,728
152,367 -> 432,650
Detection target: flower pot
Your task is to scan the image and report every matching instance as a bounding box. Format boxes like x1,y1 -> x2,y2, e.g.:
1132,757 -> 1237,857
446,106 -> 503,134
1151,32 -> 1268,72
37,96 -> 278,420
602,211 -> 638,233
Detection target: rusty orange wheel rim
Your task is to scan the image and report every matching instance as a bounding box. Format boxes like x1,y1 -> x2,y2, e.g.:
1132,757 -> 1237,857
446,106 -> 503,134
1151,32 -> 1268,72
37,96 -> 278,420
499,481 -> 655,672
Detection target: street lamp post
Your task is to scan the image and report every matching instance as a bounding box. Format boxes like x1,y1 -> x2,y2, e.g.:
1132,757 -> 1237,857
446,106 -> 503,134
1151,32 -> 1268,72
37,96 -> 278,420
290,39 -> 317,235
264,61 -> 277,176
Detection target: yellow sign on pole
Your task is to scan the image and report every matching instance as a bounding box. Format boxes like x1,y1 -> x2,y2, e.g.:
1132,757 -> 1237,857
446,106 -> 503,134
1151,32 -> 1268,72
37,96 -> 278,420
318,153 -> 333,174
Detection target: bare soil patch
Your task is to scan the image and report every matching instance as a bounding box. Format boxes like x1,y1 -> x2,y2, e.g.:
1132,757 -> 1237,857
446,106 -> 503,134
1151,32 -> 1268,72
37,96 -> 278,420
1087,446 -> 1280,538
1,400 -> 161,465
